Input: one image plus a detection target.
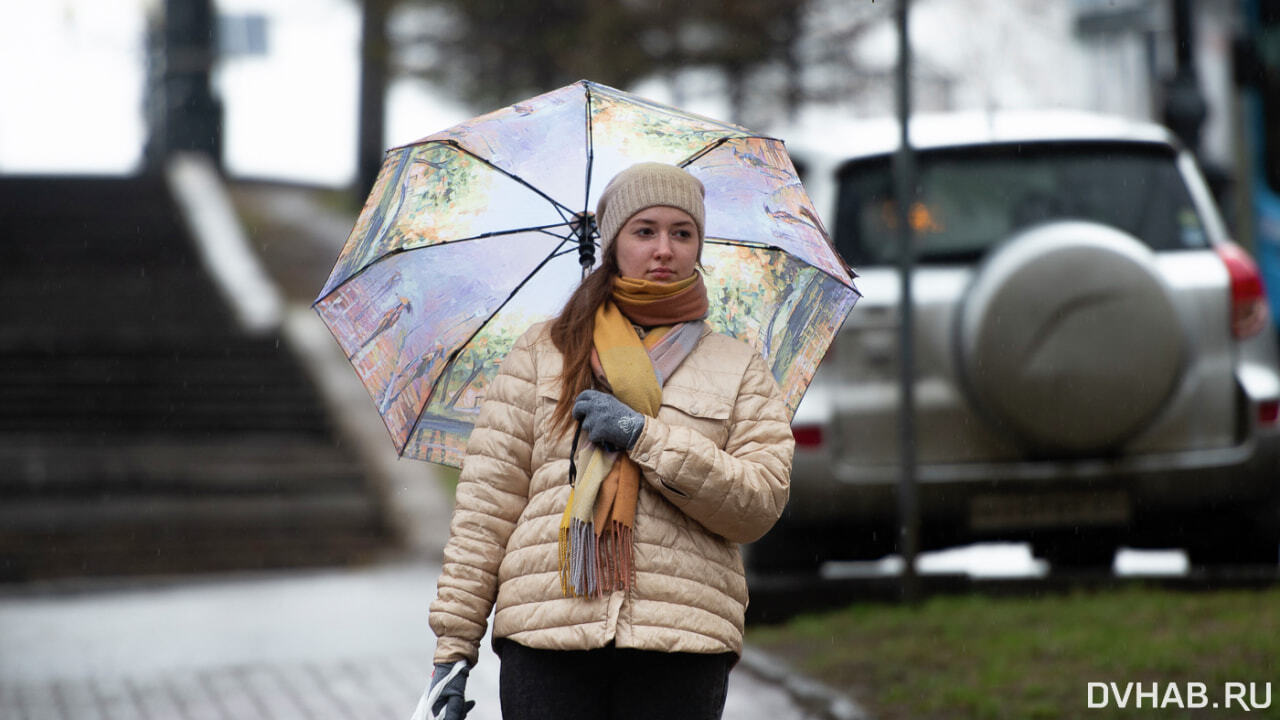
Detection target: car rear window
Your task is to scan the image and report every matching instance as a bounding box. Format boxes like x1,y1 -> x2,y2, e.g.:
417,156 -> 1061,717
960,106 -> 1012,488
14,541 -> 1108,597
832,142 -> 1210,266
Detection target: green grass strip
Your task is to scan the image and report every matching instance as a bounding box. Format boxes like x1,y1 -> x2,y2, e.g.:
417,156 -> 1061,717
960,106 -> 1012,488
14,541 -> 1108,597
747,586 -> 1280,719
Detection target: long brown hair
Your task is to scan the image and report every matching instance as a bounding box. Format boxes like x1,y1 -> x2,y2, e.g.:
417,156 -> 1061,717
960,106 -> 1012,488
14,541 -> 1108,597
547,244 -> 620,438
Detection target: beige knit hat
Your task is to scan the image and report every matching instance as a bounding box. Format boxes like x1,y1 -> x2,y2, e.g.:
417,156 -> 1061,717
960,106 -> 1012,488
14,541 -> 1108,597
595,162 -> 706,253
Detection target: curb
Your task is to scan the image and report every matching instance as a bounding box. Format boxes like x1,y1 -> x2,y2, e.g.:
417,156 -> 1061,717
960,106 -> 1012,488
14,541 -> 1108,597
190,168 -> 452,559
166,152 -> 283,334
739,647 -> 875,720
282,304 -> 453,558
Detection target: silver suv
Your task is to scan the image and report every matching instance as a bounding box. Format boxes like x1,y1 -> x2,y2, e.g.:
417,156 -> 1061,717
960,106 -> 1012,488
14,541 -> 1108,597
759,111 -> 1280,572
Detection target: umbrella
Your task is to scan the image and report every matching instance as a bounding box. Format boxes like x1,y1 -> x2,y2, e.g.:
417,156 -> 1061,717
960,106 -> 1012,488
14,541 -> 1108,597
314,80 -> 860,467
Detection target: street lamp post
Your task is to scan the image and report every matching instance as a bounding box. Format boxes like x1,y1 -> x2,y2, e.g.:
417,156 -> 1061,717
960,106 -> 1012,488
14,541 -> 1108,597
894,0 -> 921,604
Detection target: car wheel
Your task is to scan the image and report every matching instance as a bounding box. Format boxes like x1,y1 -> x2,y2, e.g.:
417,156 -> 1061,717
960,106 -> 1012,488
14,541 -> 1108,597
955,221 -> 1187,454
1031,537 -> 1117,573
743,529 -> 827,576
1186,532 -> 1280,568
1183,503 -> 1280,569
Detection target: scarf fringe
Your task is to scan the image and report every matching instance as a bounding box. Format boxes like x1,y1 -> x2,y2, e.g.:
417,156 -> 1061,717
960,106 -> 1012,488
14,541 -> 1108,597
560,518 -> 598,598
559,518 -> 635,598
596,521 -> 634,593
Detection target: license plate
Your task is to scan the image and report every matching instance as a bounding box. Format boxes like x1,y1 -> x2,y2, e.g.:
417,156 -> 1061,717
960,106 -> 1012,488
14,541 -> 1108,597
969,491 -> 1130,532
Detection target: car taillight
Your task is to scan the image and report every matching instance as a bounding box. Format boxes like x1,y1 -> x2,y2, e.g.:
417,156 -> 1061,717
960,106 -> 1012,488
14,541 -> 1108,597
1260,400 -> 1280,427
1216,242 -> 1270,339
792,425 -> 824,447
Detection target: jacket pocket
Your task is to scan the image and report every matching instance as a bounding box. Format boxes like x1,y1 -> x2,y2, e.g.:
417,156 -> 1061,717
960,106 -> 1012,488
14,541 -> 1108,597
659,390 -> 733,449
534,382 -> 574,469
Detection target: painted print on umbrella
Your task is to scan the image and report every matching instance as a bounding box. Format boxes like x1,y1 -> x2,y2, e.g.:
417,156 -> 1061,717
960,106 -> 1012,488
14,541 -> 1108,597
702,244 -> 857,416
319,143 -> 567,300
401,247 -> 584,465
584,85 -> 752,206
419,83 -> 592,211
691,137 -> 847,282
399,309 -> 534,465
317,232 -> 563,452
315,79 -> 860,467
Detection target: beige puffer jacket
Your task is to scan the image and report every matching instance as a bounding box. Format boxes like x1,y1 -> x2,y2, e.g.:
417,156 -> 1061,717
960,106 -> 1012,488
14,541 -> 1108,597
430,321 -> 794,666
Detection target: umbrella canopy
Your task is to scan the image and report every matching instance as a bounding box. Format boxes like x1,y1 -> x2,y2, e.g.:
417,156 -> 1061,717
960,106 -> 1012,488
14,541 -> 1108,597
315,80 -> 859,467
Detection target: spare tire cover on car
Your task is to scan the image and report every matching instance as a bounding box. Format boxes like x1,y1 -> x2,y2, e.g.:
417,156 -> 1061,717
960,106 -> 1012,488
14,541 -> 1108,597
955,221 -> 1186,454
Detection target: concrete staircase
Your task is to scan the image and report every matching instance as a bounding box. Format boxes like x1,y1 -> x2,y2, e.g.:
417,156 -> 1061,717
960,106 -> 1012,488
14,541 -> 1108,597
0,174 -> 389,580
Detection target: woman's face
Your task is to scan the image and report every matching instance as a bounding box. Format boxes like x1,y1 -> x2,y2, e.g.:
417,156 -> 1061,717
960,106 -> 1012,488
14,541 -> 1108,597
613,206 -> 700,283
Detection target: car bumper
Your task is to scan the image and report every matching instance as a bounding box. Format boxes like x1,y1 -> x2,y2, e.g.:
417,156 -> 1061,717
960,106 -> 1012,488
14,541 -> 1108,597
785,427 -> 1280,551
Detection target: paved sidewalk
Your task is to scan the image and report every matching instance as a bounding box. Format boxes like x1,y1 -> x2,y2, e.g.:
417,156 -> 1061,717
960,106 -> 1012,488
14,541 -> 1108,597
0,559 -> 812,720
0,561 -> 439,720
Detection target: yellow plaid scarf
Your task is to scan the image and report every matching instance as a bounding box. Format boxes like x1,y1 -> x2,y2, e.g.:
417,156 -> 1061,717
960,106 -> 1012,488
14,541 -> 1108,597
558,273 -> 708,597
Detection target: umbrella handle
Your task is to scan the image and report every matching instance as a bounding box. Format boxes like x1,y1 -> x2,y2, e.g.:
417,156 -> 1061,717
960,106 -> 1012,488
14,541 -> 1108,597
567,417 -> 583,487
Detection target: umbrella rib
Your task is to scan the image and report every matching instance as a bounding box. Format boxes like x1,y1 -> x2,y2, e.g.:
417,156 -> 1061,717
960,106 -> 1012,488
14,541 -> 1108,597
703,239 -> 860,288
548,244 -> 584,260
676,134 -> 859,276
583,83 -> 596,219
312,225 -> 580,308
400,240 -> 575,456
433,139 -> 578,218
677,133 -> 785,169
704,237 -> 772,248
679,136 -> 737,168
537,228 -> 581,244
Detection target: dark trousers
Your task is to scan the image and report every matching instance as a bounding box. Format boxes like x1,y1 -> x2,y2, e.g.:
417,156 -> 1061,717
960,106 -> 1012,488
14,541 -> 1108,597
497,641 -> 735,720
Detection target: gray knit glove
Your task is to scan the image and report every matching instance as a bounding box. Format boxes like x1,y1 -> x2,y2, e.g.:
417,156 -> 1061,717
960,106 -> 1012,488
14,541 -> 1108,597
573,389 -> 645,451
411,661 -> 473,720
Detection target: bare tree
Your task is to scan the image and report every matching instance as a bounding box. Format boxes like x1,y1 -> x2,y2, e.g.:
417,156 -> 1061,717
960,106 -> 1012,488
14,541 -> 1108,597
391,0 -> 657,108
357,0 -> 877,136
392,0 -> 825,121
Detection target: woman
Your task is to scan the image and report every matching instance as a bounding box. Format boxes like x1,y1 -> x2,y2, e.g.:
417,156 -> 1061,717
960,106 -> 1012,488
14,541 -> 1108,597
422,162 -> 795,720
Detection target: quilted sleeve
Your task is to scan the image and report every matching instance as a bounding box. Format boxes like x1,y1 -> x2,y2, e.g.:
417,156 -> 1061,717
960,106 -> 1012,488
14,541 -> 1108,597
629,349 -> 794,544
429,328 -> 538,666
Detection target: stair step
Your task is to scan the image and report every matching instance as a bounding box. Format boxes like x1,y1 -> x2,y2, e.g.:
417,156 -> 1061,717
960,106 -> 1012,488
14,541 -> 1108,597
0,276 -> 239,347
0,418 -> 331,436
0,384 -> 325,399
0,352 -> 324,382
0,183 -> 199,270
0,337 -> 339,436
0,436 -> 364,496
0,493 -> 380,534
